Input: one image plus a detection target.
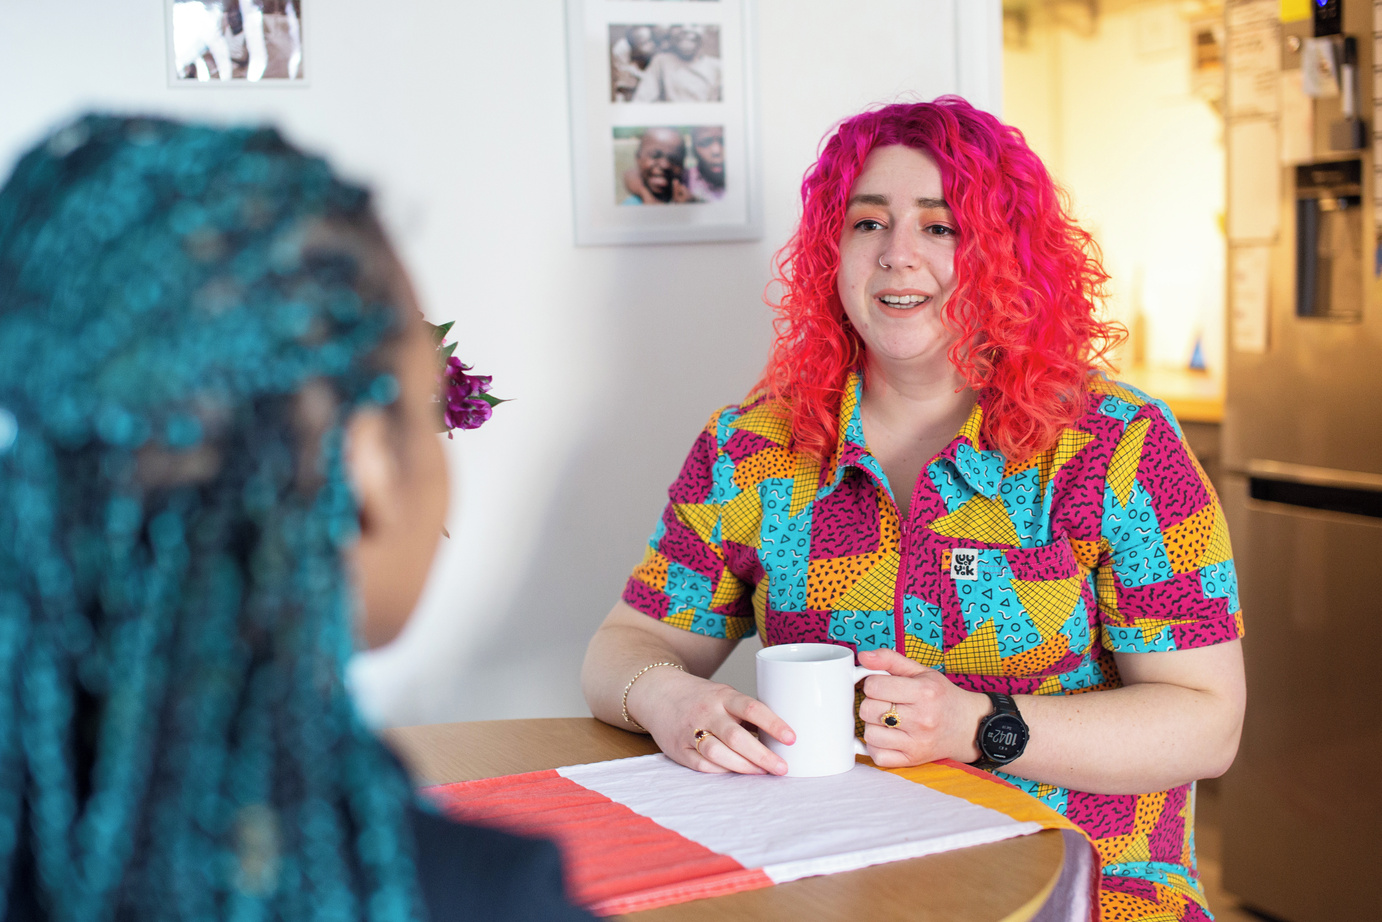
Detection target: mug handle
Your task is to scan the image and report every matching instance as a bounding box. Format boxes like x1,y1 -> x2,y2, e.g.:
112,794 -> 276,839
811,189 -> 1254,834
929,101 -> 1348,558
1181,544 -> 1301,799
852,666 -> 892,756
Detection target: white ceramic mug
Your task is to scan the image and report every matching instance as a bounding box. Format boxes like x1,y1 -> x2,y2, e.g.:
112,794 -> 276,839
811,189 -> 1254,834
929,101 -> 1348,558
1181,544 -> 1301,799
755,643 -> 890,777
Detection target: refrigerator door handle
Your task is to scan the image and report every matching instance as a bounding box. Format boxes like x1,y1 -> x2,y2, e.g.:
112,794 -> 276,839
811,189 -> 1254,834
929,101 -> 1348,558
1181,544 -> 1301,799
1246,459 -> 1382,491
1246,459 -> 1382,519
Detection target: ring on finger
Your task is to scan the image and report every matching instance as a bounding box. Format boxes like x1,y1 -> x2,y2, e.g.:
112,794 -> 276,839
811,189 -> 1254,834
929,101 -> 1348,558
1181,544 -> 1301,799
693,728 -> 716,755
881,704 -> 901,729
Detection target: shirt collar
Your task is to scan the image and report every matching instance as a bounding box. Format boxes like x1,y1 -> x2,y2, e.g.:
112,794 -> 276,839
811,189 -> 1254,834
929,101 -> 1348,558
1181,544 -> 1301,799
942,400 -> 1006,499
819,373 -> 1006,502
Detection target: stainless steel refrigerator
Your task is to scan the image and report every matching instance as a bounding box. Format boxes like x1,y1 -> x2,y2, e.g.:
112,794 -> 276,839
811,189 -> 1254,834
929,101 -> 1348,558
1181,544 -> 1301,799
1220,6 -> 1382,920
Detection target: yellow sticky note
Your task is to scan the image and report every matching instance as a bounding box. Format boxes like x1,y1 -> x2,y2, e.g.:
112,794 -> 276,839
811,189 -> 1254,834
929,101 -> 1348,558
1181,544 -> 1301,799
1280,0 -> 1310,22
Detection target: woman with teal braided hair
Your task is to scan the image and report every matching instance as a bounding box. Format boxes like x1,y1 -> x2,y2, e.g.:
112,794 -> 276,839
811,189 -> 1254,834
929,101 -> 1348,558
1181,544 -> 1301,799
0,116 -> 593,922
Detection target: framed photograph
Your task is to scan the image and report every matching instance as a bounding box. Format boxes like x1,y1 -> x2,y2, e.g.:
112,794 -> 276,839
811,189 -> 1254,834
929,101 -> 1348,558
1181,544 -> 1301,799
567,0 -> 761,245
166,0 -> 306,86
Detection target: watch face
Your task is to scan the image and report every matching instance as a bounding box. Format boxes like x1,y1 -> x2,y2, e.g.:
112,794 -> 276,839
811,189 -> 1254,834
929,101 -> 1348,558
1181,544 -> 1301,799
980,714 -> 1028,762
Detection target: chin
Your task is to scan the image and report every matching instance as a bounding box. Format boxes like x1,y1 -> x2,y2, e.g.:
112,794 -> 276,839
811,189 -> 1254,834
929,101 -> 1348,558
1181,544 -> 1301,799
870,338 -> 954,363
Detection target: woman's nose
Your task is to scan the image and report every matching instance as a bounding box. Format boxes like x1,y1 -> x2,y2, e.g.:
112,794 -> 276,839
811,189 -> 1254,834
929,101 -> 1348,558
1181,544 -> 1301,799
880,227 -> 924,270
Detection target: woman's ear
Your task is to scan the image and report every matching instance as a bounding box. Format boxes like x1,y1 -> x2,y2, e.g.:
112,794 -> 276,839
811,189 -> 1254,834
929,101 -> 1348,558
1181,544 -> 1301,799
345,406 -> 412,648
342,326 -> 450,649
345,407 -> 399,540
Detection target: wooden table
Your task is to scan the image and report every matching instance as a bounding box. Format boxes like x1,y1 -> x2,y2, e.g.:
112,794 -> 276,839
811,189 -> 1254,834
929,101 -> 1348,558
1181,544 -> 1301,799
383,718 -> 1065,922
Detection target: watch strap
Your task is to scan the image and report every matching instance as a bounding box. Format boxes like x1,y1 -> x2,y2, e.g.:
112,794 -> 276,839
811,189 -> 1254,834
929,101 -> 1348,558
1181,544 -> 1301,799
987,692 -> 1018,718
970,692 -> 1027,771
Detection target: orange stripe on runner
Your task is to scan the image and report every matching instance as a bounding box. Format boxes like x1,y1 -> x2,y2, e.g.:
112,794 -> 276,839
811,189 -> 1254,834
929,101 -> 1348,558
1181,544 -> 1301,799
426,769 -> 771,914
878,759 -> 1101,922
880,759 -> 1081,827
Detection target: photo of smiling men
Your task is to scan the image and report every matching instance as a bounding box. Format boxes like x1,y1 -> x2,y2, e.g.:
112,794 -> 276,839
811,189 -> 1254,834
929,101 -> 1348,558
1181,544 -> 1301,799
612,126 -> 726,205
608,25 -> 721,104
631,25 -> 721,102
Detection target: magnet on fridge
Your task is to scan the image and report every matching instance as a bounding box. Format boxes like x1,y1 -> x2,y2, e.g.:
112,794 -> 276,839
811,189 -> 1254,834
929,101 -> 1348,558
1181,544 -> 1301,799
1301,37 -> 1341,98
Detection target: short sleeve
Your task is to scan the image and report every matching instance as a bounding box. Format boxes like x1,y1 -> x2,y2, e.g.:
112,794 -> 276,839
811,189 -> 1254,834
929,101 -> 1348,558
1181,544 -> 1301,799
1094,400 -> 1245,653
621,408 -> 758,641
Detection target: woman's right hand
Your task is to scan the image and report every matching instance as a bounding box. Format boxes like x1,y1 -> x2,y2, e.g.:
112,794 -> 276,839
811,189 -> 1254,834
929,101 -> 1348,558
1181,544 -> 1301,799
625,664 -> 794,775
582,601 -> 794,776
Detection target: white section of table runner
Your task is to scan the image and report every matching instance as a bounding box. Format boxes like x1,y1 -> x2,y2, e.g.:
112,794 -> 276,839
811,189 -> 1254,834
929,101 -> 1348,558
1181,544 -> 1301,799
559,754 -> 1043,884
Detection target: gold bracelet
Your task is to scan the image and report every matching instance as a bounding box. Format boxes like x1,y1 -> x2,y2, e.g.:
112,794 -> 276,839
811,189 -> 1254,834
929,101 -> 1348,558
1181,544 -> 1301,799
620,661 -> 685,733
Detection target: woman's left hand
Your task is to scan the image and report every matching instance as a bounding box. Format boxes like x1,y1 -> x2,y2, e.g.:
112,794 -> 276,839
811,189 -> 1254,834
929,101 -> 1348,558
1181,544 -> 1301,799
855,648 -> 992,768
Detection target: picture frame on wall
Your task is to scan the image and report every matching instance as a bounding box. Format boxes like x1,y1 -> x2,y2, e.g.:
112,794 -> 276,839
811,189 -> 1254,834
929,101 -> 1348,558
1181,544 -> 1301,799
166,0 -> 306,86
566,0 -> 761,245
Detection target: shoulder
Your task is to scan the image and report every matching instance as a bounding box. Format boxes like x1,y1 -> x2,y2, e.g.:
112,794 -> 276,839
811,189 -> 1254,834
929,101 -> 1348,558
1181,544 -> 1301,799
1035,374 -> 1196,503
1077,373 -> 1185,444
409,803 -> 594,922
1076,376 -> 1217,536
666,394 -> 798,507
701,391 -> 793,451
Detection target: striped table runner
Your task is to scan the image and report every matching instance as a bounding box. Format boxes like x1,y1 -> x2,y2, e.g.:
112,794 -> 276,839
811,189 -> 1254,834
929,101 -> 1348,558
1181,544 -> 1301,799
426,754 -> 1095,918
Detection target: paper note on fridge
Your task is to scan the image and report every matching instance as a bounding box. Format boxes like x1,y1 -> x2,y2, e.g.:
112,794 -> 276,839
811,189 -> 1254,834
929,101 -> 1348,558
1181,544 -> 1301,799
1231,246 -> 1270,354
1229,120 -> 1281,242
1228,23 -> 1281,116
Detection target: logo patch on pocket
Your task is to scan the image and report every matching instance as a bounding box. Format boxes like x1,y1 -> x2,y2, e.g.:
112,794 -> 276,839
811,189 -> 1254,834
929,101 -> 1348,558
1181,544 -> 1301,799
951,548 -> 979,581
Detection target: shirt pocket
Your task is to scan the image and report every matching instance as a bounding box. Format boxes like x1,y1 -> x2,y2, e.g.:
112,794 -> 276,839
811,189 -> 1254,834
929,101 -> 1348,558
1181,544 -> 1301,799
944,538 -> 1093,677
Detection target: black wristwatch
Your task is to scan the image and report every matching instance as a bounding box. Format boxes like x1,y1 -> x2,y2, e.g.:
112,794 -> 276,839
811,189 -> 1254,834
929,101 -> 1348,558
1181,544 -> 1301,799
970,692 -> 1029,771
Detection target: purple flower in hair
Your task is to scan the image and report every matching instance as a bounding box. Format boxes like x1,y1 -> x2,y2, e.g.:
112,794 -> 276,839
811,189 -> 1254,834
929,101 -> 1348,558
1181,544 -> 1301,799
426,320 -> 504,437
442,358 -> 495,433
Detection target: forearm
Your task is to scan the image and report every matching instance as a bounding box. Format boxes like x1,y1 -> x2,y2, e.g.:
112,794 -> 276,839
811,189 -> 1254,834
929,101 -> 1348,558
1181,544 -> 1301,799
581,601 -> 734,731
582,625 -> 684,731
1005,679 -> 1243,795
859,641 -> 1245,795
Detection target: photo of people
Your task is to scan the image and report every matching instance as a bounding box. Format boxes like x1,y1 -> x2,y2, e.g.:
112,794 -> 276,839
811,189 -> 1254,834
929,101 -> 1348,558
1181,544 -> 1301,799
572,0 -> 754,242
613,125 -> 725,205
171,0 -> 303,82
608,25 -> 721,103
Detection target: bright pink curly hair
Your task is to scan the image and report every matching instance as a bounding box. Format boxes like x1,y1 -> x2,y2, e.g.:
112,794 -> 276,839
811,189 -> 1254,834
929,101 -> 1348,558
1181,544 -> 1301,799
756,97 -> 1123,464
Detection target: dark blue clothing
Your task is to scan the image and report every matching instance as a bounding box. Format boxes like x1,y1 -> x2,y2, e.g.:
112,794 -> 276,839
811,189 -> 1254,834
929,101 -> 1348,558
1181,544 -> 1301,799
6,800 -> 595,921
409,802 -> 595,922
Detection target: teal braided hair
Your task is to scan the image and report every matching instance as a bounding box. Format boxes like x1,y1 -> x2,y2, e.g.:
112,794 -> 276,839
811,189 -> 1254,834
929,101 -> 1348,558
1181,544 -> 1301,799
0,116 -> 425,920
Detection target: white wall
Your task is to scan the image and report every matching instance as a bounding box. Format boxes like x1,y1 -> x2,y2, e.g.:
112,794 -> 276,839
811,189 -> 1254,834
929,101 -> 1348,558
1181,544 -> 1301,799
1003,0 -> 1226,376
0,0 -> 1000,727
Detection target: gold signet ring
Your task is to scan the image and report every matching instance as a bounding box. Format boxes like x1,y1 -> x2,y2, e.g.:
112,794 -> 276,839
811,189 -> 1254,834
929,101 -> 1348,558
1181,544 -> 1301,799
882,705 -> 901,729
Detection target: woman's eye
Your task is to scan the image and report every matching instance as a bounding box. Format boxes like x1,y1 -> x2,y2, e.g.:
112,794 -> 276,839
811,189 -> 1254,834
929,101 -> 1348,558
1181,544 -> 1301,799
854,218 -> 884,232
926,223 -> 956,238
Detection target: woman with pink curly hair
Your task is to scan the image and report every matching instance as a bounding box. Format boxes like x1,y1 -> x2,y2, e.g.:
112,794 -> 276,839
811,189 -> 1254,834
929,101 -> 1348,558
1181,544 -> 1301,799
584,98 -> 1244,920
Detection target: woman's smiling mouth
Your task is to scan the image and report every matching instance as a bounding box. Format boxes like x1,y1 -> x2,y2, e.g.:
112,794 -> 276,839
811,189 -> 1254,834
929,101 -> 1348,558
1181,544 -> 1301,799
876,291 -> 932,309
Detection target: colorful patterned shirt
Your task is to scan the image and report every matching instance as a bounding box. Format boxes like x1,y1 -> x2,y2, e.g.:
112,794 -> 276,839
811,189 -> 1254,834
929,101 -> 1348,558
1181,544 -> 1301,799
623,372 -> 1244,921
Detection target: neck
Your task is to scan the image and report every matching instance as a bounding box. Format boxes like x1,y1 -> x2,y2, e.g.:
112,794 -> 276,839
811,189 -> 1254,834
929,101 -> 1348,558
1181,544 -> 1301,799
860,352 -> 975,440
856,352 -> 977,519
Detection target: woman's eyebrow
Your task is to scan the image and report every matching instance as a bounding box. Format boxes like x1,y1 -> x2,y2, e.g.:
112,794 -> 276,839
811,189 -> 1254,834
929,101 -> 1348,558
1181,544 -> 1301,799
845,193 -> 951,211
